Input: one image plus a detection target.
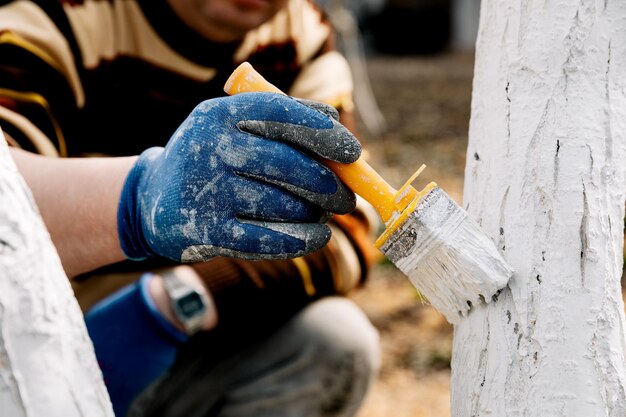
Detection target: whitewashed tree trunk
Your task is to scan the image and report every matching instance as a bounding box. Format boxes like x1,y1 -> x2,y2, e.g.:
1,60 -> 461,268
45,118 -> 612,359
0,135 -> 113,416
453,1 -> 626,416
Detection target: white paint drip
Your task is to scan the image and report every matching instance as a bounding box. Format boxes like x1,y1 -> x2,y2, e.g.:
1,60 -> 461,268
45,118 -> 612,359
149,192 -> 162,236
180,208 -> 198,240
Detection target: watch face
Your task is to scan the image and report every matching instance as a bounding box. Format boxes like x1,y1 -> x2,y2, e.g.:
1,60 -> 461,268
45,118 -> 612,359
176,292 -> 206,319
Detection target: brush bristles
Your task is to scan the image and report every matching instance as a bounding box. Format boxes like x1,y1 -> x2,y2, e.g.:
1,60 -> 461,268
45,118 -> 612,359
379,187 -> 513,324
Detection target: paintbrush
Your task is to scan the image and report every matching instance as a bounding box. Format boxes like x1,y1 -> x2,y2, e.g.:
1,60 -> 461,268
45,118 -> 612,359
224,62 -> 514,324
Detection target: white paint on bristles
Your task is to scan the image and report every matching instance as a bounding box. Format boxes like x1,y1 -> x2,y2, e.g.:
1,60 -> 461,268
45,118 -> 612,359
379,187 -> 512,324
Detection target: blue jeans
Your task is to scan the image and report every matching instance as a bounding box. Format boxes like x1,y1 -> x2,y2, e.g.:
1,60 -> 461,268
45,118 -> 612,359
129,297 -> 380,417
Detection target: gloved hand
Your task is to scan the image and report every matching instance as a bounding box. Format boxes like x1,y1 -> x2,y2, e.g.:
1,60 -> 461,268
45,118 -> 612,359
117,92 -> 361,262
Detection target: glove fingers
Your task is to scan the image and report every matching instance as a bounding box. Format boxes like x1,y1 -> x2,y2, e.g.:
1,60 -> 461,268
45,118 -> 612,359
260,174 -> 356,215
232,178 -> 325,222
294,98 -> 340,121
238,119 -> 360,164
238,171 -> 356,215
179,222 -> 331,262
239,220 -> 331,258
212,93 -> 360,163
225,133 -> 356,214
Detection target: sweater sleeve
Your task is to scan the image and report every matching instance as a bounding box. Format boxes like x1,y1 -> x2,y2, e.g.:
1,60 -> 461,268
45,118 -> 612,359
85,273 -> 187,417
0,0 -> 84,156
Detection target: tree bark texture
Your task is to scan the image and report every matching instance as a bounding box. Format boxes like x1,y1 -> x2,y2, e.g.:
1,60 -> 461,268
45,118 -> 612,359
453,1 -> 626,416
0,136 -> 113,416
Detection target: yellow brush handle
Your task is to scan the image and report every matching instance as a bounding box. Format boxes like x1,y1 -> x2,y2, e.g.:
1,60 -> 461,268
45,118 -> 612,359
224,62 -> 284,95
224,62 -> 417,223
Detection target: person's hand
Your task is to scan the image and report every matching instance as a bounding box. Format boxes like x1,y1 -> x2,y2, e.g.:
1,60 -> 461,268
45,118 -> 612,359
117,93 -> 361,262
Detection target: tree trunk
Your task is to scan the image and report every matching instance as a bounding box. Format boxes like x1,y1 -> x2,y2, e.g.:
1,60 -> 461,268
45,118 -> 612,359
453,1 -> 626,416
0,135 -> 113,416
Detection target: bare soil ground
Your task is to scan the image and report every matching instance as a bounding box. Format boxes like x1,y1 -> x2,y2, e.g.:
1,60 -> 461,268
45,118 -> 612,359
351,51 -> 476,417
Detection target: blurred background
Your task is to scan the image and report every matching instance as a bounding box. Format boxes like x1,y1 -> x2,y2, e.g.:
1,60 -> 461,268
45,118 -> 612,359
316,1 -> 477,416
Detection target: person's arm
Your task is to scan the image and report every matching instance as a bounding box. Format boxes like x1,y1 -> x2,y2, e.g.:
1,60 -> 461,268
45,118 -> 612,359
80,195 -> 379,416
10,147 -> 134,277
84,265 -> 217,417
9,93 -> 362,278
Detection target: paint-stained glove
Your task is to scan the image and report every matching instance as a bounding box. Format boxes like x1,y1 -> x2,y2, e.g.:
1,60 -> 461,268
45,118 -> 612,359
117,93 -> 361,262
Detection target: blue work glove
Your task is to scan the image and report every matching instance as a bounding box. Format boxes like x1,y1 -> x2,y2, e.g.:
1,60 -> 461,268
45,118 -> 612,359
117,92 -> 361,262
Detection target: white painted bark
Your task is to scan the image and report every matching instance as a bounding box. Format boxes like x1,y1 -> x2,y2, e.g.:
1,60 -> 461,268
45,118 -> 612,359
0,135 -> 113,416
453,1 -> 626,416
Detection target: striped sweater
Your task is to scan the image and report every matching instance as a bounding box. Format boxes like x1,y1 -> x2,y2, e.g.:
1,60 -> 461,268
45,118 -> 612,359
1,0 -> 377,308
0,0 -> 354,157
